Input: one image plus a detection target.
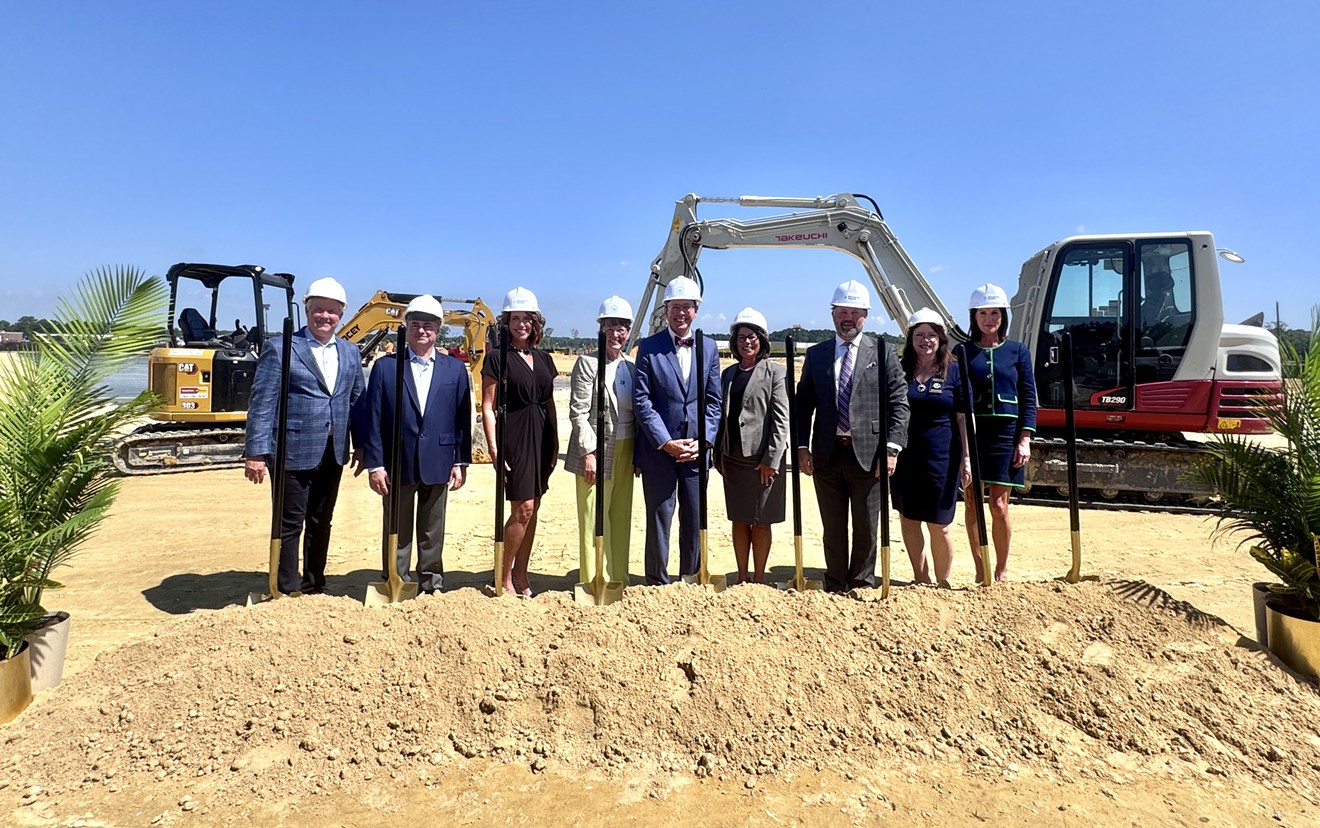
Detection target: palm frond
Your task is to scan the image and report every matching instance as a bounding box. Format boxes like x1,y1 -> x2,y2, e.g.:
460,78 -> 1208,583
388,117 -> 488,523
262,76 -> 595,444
0,266 -> 166,648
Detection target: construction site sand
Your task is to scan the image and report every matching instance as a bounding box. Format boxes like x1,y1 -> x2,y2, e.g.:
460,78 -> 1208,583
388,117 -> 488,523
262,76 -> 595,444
2,366 -> 1318,826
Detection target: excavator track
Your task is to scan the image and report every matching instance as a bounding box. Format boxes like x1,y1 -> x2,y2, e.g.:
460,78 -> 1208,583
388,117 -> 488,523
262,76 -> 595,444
1020,435 -> 1219,515
112,424 -> 248,476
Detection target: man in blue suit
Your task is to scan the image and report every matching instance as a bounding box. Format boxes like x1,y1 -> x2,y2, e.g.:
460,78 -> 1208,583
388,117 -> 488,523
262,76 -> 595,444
633,276 -> 722,585
244,277 -> 365,595
359,295 -> 471,593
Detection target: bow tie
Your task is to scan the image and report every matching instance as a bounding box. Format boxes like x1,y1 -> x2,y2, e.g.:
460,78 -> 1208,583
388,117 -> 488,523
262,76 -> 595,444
675,338 -> 694,347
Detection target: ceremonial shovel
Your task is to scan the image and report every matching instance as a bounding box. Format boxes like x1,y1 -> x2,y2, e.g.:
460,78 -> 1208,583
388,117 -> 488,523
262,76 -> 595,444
956,343 -> 993,588
366,325 -> 418,605
575,330 -> 625,605
777,337 -> 822,592
248,317 -> 295,605
683,330 -> 726,591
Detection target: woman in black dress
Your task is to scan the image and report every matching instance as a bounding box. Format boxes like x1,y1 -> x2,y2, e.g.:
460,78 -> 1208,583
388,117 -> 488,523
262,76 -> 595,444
481,287 -> 558,597
891,308 -> 967,586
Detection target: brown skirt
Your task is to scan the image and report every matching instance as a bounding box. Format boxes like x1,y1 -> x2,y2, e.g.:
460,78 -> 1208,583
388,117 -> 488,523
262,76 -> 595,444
720,454 -> 786,526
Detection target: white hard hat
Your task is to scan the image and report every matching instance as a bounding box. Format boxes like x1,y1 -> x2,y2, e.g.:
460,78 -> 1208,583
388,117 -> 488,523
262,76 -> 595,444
596,295 -> 634,322
730,307 -> 769,338
907,307 -> 945,329
502,286 -> 540,313
969,283 -> 1009,309
830,280 -> 871,309
663,276 -> 702,304
304,277 -> 347,307
404,294 -> 445,321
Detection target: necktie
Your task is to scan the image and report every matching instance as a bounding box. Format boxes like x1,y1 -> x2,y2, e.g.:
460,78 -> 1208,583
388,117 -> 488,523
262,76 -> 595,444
675,338 -> 693,347
837,341 -> 854,432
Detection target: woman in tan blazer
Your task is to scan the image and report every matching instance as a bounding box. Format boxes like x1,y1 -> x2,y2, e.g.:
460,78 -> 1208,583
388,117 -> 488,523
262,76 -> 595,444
714,308 -> 789,584
564,296 -> 637,585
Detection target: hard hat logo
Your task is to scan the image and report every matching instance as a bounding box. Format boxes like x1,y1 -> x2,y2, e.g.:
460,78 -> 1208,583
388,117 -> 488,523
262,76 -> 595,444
907,307 -> 945,329
664,276 -> 702,305
304,277 -> 347,307
596,295 -> 634,322
404,294 -> 445,321
502,286 -> 541,314
830,280 -> 871,309
968,283 -> 1009,310
730,307 -> 769,337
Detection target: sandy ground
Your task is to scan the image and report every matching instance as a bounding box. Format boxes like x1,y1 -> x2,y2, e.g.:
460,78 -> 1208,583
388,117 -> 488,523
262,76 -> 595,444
4,352 -> 1318,826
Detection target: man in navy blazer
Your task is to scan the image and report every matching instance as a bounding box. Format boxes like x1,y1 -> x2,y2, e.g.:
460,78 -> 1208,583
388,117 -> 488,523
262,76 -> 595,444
633,276 -> 722,584
244,277 -> 365,595
359,295 -> 471,593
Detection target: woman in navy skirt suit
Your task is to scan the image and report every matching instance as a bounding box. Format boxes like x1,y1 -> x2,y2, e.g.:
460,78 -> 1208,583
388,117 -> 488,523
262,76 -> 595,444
960,283 -> 1036,583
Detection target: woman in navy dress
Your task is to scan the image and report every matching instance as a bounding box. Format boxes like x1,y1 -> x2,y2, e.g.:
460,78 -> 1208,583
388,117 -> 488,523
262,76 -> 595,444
960,283 -> 1036,583
891,308 -> 967,586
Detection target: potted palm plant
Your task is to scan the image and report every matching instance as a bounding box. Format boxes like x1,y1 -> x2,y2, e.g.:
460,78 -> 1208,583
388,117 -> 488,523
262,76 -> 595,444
1190,310 -> 1320,676
0,266 -> 165,711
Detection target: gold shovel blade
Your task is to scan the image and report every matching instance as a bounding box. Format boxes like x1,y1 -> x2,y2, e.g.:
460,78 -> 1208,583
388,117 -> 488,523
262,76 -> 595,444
366,536 -> 419,606
776,536 -> 824,591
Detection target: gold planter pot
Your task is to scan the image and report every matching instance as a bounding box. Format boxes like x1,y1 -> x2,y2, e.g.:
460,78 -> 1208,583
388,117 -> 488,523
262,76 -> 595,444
0,643 -> 34,724
1266,601 -> 1320,678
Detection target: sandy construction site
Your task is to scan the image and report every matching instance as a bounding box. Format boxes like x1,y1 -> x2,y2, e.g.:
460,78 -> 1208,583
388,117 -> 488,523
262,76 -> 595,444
3,359 -> 1319,827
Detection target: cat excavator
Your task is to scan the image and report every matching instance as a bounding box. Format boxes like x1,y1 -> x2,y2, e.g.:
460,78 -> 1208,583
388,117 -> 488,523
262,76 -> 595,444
638,193 -> 1283,505
112,263 -> 297,475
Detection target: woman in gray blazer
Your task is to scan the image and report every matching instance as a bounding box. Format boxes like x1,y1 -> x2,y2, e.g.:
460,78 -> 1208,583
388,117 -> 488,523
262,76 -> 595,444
714,308 -> 789,584
564,296 -> 638,586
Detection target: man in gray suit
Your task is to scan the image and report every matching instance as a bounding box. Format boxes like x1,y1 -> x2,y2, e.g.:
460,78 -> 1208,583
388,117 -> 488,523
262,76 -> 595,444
795,280 -> 909,593
243,277 -> 365,595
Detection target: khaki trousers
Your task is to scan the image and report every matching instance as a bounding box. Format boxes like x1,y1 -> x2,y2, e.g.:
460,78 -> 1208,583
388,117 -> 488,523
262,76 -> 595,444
574,437 -> 634,584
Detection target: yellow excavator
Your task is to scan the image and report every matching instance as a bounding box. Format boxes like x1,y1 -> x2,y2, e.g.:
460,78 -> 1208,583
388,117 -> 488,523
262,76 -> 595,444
114,273 -> 495,474
336,290 -> 496,461
113,263 -> 297,475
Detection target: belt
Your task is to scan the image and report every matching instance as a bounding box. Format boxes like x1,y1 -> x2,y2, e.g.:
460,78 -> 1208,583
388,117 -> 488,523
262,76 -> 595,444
835,435 -> 853,446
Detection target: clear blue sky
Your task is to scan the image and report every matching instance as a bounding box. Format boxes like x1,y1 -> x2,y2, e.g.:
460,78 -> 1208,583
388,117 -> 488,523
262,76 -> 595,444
2,2 -> 1316,336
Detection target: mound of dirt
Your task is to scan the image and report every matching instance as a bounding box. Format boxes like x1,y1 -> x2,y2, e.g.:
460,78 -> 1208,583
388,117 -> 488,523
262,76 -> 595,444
4,581 -> 1320,817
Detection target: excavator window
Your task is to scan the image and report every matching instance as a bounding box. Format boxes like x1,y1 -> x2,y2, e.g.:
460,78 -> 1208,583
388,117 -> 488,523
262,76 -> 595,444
1036,243 -> 1131,410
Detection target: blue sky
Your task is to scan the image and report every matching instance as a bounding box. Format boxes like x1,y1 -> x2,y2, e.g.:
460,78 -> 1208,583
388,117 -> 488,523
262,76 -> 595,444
1,2 -> 1316,337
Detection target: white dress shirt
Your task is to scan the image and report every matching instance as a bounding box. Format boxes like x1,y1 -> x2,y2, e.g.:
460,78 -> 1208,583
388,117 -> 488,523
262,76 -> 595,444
671,329 -> 693,384
306,330 -> 339,394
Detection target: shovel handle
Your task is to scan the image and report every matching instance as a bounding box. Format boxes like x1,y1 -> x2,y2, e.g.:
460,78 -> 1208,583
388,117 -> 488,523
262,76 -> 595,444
956,342 -> 992,587
1062,331 -> 1082,583
264,317 -> 295,600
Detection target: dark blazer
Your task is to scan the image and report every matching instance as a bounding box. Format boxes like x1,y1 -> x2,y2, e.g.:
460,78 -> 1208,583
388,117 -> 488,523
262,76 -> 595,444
632,329 -> 721,474
962,339 -> 1037,432
244,330 -> 364,471
360,350 -> 473,486
795,333 -> 909,470
715,359 -> 789,470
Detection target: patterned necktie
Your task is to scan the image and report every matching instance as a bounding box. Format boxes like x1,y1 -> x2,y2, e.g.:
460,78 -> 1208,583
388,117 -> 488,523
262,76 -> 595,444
837,341 -> 854,432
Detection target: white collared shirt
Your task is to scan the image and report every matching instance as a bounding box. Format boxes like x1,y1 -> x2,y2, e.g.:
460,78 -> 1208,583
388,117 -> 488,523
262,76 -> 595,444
305,329 -> 339,394
409,347 -> 435,415
670,328 -> 693,384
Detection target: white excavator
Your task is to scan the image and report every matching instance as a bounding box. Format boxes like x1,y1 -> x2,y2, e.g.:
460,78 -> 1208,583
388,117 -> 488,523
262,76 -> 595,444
635,193 -> 1282,506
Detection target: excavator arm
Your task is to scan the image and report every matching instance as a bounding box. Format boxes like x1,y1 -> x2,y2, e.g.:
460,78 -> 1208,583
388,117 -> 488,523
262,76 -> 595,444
637,193 -> 961,338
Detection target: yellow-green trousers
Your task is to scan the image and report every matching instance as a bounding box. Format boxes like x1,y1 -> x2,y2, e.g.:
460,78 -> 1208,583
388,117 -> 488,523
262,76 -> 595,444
575,437 -> 634,584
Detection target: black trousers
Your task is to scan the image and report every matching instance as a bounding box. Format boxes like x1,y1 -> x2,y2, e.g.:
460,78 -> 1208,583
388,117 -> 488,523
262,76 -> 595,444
274,437 -> 344,594
811,438 -> 881,593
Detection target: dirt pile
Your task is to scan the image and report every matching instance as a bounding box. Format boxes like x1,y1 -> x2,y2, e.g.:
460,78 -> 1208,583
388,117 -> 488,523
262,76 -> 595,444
4,581 -> 1320,813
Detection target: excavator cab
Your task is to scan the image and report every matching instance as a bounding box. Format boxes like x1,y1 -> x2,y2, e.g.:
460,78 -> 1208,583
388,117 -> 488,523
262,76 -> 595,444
113,264 -> 296,475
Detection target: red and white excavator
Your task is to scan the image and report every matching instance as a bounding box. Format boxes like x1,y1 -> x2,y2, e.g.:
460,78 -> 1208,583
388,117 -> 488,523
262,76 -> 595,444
636,193 -> 1282,505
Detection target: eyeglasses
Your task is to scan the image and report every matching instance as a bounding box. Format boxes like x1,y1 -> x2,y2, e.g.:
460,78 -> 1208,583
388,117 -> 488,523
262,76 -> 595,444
735,333 -> 760,342
913,333 -> 939,341
667,303 -> 697,314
